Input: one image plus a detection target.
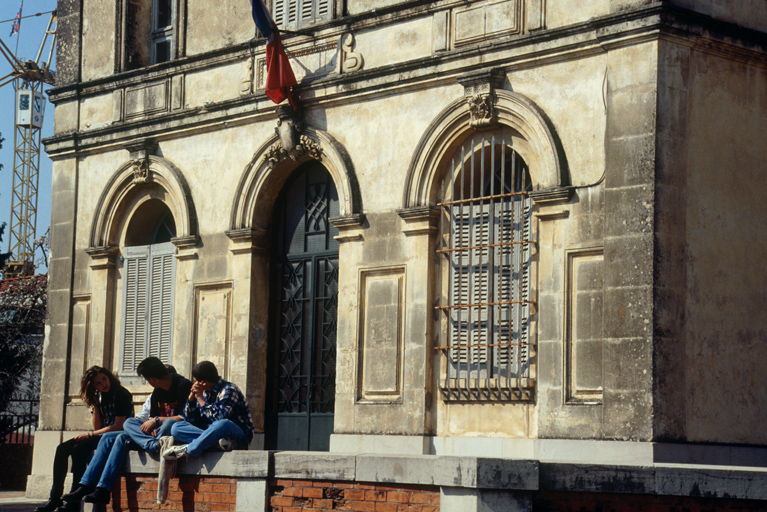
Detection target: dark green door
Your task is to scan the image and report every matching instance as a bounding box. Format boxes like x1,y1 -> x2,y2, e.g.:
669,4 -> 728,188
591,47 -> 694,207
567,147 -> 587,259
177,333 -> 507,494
266,161 -> 339,451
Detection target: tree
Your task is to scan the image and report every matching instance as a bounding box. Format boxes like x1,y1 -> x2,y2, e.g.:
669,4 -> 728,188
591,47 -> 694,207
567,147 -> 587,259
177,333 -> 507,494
0,217 -> 46,415
0,274 -> 47,413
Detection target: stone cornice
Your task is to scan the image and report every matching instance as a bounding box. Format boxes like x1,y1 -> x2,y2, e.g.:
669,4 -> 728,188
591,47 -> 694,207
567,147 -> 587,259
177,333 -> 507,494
43,3 -> 767,159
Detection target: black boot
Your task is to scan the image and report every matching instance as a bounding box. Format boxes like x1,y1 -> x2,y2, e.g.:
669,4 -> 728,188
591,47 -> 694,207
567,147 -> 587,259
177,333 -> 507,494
83,487 -> 111,504
60,484 -> 93,502
34,497 -> 63,512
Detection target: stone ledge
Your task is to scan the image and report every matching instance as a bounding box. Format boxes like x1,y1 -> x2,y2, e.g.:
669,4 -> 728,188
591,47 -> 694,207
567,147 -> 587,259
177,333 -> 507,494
125,450 -> 270,478
540,463 -> 767,501
273,451 -> 356,481
114,451 -> 767,500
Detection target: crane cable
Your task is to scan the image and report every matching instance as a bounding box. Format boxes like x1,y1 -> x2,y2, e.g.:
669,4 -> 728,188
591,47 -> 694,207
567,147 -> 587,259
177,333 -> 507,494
0,10 -> 55,25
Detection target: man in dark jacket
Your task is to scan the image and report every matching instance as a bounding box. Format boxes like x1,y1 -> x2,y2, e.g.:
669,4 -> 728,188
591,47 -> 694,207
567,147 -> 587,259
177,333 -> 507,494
62,357 -> 192,505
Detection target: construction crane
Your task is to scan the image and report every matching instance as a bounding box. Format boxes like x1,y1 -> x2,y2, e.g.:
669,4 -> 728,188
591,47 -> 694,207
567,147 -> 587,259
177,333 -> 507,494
0,10 -> 56,277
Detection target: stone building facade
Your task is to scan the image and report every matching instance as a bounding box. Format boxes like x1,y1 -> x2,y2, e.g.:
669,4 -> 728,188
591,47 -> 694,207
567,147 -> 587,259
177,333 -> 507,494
30,0 -> 767,510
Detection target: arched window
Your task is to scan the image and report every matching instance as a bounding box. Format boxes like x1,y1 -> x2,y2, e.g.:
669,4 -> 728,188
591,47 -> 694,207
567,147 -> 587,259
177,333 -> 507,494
437,135 -> 534,401
120,200 -> 177,373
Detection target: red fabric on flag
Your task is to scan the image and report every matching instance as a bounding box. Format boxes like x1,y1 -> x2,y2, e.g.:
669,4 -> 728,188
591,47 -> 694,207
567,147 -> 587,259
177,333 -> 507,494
265,31 -> 297,108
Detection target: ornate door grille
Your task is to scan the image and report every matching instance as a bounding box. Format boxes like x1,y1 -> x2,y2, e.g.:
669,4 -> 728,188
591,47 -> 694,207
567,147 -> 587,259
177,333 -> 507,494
436,137 -> 535,401
268,162 -> 339,451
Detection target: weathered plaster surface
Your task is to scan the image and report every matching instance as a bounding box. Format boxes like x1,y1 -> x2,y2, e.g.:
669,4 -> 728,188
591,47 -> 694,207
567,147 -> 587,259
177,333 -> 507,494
682,50 -> 767,444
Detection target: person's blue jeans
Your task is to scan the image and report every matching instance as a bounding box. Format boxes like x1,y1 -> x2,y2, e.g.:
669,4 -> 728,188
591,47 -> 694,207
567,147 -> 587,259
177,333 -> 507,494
80,417 -> 177,491
169,420 -> 246,457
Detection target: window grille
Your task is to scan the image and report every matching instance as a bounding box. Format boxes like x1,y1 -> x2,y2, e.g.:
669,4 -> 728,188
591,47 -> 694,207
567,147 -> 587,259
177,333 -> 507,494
436,137 -> 535,401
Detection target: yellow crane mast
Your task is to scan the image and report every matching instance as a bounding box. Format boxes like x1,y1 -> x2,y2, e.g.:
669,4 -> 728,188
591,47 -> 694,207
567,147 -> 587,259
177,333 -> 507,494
0,10 -> 56,277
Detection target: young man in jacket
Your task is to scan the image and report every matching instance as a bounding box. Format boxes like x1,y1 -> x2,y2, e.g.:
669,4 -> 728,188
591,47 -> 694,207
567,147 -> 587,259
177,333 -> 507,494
162,360 -> 254,460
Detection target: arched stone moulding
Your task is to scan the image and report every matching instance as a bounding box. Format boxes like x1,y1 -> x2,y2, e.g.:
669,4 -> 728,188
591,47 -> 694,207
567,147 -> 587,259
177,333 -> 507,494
230,126 -> 363,233
402,89 -> 568,210
89,155 -> 199,250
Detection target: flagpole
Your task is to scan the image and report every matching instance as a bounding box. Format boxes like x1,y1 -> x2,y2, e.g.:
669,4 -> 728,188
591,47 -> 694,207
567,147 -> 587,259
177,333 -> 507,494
13,1 -> 23,58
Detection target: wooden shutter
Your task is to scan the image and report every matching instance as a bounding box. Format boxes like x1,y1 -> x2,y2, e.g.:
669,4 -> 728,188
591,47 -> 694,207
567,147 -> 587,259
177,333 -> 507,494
449,202 -> 492,379
121,246 -> 149,374
272,0 -> 331,29
121,242 -> 175,373
148,242 -> 175,363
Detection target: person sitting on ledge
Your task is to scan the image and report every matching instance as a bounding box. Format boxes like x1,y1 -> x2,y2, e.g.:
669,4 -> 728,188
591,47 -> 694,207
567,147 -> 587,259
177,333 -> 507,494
35,366 -> 133,512
62,357 -> 192,506
161,360 -> 254,460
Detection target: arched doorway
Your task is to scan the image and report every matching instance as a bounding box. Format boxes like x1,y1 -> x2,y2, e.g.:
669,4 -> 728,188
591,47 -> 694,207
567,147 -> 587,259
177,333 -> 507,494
265,160 -> 339,451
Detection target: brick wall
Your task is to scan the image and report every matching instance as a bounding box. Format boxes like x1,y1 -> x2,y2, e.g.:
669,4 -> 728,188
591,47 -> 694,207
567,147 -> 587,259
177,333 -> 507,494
109,475 -> 237,512
534,491 -> 767,512
269,479 -> 440,512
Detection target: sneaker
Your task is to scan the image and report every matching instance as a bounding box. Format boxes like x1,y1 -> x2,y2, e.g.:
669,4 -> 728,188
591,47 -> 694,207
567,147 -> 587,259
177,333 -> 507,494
60,485 -> 93,502
34,498 -> 62,512
157,435 -> 174,455
83,486 -> 111,504
218,436 -> 234,452
162,443 -> 188,460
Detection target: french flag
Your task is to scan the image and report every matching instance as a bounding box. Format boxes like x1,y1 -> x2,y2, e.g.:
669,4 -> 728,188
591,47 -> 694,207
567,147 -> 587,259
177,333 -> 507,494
9,2 -> 22,37
249,0 -> 298,108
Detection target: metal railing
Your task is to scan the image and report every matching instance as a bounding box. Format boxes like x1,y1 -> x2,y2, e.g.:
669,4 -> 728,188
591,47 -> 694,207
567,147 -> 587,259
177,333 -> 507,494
1,393 -> 39,444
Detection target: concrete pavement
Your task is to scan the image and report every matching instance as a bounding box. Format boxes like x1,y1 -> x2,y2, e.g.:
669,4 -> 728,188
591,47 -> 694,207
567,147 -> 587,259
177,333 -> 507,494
0,492 -> 45,512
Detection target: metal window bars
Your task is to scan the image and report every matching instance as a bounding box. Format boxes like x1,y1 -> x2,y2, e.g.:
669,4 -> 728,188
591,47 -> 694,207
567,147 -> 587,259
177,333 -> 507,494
436,137 -> 536,401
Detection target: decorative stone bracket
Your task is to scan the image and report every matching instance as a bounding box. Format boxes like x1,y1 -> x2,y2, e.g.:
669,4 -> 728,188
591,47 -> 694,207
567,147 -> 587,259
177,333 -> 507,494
124,139 -> 158,185
457,68 -> 506,128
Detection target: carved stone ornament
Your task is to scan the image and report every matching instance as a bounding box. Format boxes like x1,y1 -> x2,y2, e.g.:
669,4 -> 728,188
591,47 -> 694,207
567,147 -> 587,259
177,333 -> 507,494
339,32 -> 364,74
467,94 -> 494,128
131,158 -> 150,184
264,105 -> 324,169
240,54 -> 255,97
457,68 -> 505,128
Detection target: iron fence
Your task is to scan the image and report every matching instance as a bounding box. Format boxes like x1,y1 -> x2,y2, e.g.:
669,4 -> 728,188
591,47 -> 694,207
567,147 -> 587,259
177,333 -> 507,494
1,392 -> 39,444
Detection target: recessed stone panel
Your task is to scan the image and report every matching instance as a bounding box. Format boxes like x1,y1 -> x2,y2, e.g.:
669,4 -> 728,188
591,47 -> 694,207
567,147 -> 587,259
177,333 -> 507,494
194,283 -> 233,380
125,80 -> 170,118
454,0 -> 520,47
357,268 -> 405,402
565,248 -> 604,404
68,298 -> 90,394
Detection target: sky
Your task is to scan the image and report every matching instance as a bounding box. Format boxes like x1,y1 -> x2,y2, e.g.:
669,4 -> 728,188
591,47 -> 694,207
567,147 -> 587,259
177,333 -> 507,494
0,0 -> 57,273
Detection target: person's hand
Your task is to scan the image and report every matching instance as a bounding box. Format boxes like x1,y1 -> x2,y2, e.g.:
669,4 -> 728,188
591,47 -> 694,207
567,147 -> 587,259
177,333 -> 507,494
74,431 -> 93,442
189,382 -> 204,402
140,418 -> 157,434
